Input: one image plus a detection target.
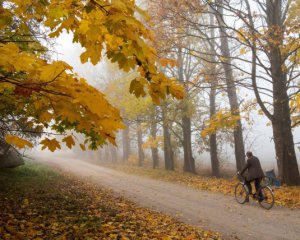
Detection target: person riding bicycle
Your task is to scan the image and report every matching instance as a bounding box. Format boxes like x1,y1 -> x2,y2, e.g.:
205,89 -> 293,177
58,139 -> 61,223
239,151 -> 265,202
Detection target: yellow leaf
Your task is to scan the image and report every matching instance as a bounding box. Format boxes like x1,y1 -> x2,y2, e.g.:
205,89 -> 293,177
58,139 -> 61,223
5,135 -> 33,149
39,111 -> 52,123
40,138 -> 61,152
160,58 -> 177,67
239,47 -> 247,55
22,198 -> 29,208
129,78 -> 146,97
62,135 -> 75,149
80,144 -> 86,151
39,61 -> 72,82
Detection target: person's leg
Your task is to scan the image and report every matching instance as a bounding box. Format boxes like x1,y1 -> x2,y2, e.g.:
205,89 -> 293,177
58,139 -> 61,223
254,178 -> 264,200
245,180 -> 252,195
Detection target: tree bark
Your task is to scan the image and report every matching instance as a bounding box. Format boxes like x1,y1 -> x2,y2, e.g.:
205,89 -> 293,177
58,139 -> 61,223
178,47 -> 195,173
182,114 -> 195,173
209,86 -> 220,177
266,0 -> 300,185
150,108 -> 159,169
137,119 -> 145,167
161,104 -> 174,170
209,9 -> 220,177
216,0 -> 245,171
122,121 -> 131,162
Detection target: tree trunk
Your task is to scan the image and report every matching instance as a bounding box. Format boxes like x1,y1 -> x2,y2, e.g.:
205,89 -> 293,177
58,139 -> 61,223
182,115 -> 195,173
137,119 -> 145,167
122,121 -> 130,162
246,0 -> 300,185
210,86 -> 220,177
161,104 -> 174,170
150,108 -> 159,169
110,145 -> 117,162
178,47 -> 195,173
209,9 -> 220,177
272,119 -> 300,185
266,0 -> 300,185
216,0 -> 245,171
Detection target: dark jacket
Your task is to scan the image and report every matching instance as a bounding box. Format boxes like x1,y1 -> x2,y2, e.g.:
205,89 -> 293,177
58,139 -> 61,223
241,156 -> 264,181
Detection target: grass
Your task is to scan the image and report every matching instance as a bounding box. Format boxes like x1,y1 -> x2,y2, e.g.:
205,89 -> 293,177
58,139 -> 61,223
0,159 -> 59,179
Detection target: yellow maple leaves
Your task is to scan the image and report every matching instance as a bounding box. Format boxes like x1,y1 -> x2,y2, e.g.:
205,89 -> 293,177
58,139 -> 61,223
62,136 -> 76,149
1,0 -> 184,152
142,135 -> 163,149
1,42 -> 124,149
159,58 -> 177,68
5,135 -> 33,149
40,138 -> 61,152
43,0 -> 184,103
201,111 -> 241,138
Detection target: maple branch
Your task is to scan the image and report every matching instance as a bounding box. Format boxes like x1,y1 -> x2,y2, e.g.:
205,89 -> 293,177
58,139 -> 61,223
3,128 -> 65,136
90,0 -> 110,15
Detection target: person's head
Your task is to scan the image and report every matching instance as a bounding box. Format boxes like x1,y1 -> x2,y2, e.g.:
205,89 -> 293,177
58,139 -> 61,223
246,151 -> 253,158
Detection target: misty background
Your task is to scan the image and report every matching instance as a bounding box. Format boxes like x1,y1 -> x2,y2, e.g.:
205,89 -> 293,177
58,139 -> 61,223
27,31 -> 300,172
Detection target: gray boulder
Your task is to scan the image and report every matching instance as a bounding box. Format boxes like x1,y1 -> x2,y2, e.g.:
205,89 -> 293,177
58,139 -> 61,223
0,140 -> 24,168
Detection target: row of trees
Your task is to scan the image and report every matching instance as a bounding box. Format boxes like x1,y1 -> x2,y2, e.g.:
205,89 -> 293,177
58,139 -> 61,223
1,0 -> 299,185
99,0 -> 300,186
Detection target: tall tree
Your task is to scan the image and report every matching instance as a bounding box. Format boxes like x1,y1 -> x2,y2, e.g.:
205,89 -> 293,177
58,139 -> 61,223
208,10 -> 220,177
178,48 -> 196,173
122,122 -> 131,162
245,0 -> 299,185
136,118 -> 145,166
150,107 -> 160,168
161,104 -> 174,170
215,0 -> 246,171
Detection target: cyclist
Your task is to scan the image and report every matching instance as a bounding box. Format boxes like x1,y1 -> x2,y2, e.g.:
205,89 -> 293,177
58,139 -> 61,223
239,151 -> 265,202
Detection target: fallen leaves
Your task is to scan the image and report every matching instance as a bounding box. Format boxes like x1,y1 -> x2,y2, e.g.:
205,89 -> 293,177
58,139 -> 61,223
110,165 -> 300,209
0,161 -> 221,239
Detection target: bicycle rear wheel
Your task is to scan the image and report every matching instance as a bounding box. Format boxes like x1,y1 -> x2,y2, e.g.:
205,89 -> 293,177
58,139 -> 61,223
258,186 -> 274,210
235,183 -> 248,204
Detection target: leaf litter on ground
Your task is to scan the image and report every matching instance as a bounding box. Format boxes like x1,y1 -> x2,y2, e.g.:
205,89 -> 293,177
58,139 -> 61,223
0,161 -> 221,239
108,164 -> 300,209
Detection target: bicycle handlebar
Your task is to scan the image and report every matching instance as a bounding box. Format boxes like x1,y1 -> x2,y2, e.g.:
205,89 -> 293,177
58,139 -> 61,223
236,171 -> 245,181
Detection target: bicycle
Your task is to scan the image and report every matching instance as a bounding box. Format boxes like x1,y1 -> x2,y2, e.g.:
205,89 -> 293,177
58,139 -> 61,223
234,172 -> 275,210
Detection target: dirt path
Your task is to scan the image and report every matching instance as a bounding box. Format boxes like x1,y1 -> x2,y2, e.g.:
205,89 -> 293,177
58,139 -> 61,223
38,157 -> 300,240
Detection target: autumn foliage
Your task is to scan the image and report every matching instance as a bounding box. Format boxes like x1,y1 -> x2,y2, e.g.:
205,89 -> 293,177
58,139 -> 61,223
0,0 -> 184,151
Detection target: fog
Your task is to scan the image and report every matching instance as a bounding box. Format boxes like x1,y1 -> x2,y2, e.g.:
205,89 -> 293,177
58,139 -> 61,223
30,31 -> 298,174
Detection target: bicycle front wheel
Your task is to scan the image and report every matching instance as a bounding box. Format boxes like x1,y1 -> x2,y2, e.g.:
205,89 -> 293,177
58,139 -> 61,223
235,183 -> 248,204
259,186 -> 275,210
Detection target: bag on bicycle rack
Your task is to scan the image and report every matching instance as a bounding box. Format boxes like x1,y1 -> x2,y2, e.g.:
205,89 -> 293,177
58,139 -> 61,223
265,169 -> 281,187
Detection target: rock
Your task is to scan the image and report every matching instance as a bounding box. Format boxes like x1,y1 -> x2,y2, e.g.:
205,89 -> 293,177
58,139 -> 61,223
0,140 -> 24,168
